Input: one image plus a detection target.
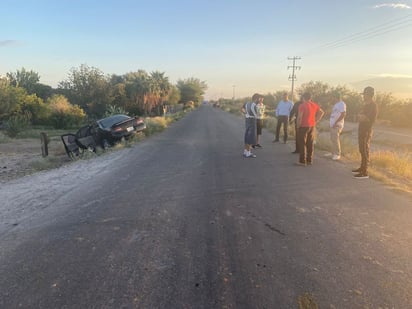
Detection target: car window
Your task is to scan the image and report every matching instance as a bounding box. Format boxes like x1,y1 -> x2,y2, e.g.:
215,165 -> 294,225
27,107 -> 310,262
99,115 -> 130,128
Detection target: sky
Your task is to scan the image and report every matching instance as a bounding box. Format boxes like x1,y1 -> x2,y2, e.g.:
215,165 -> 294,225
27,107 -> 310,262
1,0 -> 412,100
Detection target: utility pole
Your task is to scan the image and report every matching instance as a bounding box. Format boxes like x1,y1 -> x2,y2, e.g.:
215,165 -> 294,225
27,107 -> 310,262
287,56 -> 301,102
232,85 -> 236,101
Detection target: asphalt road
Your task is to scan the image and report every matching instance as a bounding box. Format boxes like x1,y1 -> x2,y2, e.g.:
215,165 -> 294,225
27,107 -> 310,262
1,105 -> 412,308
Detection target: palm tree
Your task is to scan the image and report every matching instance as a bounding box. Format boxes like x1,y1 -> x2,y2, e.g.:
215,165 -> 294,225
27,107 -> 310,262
149,71 -> 171,115
124,70 -> 149,115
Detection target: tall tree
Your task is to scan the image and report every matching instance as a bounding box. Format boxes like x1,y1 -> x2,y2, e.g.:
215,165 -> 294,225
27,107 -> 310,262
0,78 -> 27,119
177,78 -> 207,105
6,68 -> 40,94
271,90 -> 288,109
58,64 -> 111,117
32,83 -> 54,101
297,81 -> 331,109
6,67 -> 55,100
165,85 -> 181,106
149,71 -> 171,115
124,70 -> 150,115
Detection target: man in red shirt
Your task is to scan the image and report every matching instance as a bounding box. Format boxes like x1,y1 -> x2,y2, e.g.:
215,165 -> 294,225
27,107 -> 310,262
296,92 -> 325,166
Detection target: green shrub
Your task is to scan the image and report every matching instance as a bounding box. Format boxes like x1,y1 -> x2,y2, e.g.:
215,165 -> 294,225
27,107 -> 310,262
105,105 -> 127,117
144,117 -> 169,136
49,105 -> 85,129
142,112 -> 187,137
46,95 -> 86,129
4,112 -> 31,137
17,94 -> 49,125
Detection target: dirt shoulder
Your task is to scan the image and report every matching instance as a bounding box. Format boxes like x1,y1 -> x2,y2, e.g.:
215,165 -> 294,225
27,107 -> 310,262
0,135 -> 70,183
1,123 -> 411,192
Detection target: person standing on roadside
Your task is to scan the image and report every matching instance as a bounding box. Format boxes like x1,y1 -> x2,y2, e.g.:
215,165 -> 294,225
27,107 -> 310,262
296,92 -> 325,166
328,93 -> 346,161
289,95 -> 304,154
273,92 -> 293,143
253,96 -> 266,149
242,93 -> 263,158
352,86 -> 378,179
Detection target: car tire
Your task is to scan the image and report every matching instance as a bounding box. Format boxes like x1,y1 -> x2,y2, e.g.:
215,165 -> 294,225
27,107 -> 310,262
87,144 -> 96,153
69,148 -> 83,160
102,139 -> 110,150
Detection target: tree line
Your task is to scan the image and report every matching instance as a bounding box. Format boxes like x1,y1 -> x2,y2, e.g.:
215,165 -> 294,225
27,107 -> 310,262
218,81 -> 412,128
2,67 -> 412,132
0,65 -> 208,132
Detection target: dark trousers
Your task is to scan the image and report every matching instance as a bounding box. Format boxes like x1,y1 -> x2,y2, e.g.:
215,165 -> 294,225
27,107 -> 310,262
293,121 -> 300,152
275,116 -> 289,142
358,128 -> 373,173
297,127 -> 315,164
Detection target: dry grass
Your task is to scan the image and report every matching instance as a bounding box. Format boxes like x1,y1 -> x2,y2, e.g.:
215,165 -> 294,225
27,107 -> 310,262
247,108 -> 412,194
368,151 -> 412,194
297,293 -> 319,309
315,132 -> 412,194
264,117 -> 277,133
264,116 -> 296,138
372,151 -> 412,179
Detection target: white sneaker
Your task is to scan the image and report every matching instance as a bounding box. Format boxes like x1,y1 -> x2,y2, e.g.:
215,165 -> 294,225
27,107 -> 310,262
324,152 -> 332,157
332,155 -> 341,160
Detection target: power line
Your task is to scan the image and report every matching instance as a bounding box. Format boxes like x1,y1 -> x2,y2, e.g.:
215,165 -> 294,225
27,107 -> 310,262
283,14 -> 411,97
318,18 -> 412,50
301,13 -> 412,56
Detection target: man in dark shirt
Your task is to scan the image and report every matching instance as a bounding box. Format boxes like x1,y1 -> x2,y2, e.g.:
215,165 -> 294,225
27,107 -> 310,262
353,86 -> 378,179
289,95 -> 303,154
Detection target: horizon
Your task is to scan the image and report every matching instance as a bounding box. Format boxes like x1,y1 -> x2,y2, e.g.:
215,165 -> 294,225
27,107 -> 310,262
1,0 -> 412,100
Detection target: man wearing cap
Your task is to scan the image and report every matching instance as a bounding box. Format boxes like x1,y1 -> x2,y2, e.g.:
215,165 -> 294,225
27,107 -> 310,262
352,86 -> 378,179
241,93 -> 262,158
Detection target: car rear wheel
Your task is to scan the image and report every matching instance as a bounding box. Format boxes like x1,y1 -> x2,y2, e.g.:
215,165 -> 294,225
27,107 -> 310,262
68,148 -> 83,160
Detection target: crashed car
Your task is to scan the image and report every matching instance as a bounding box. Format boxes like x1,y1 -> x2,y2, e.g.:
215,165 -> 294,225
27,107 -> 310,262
61,114 -> 146,159
94,114 -> 146,149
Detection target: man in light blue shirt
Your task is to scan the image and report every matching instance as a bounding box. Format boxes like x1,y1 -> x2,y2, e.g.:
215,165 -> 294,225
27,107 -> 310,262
273,92 -> 293,143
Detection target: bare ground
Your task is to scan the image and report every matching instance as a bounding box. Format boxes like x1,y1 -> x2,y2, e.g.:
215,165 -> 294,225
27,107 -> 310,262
0,135 -> 71,183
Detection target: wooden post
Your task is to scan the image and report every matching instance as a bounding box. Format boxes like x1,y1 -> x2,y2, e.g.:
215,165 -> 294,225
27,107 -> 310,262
40,132 -> 49,157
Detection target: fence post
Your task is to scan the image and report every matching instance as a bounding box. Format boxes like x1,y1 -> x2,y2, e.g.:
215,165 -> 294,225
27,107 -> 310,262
40,132 -> 49,157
